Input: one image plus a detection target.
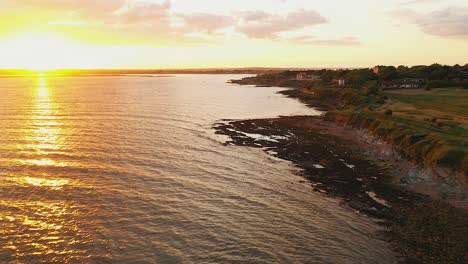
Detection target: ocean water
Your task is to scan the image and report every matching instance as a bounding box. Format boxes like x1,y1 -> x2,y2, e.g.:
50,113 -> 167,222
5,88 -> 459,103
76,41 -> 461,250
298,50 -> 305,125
0,75 -> 396,263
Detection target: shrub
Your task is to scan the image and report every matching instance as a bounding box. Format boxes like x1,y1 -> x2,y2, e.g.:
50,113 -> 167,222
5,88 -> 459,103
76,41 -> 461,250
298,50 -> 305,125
376,98 -> 386,105
364,85 -> 380,95
384,109 -> 393,115
426,80 -> 457,88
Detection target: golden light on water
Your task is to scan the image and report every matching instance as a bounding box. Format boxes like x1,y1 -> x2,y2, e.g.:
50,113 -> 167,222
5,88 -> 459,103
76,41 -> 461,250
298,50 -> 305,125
13,76 -> 75,169
17,159 -> 67,167
29,76 -> 62,153
15,76 -> 74,168
0,75 -> 89,260
10,76 -> 70,188
0,200 -> 87,259
36,77 -> 49,97
7,175 -> 69,190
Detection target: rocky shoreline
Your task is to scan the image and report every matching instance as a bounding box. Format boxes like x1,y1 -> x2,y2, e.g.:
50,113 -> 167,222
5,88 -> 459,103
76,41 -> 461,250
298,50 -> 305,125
214,92 -> 468,263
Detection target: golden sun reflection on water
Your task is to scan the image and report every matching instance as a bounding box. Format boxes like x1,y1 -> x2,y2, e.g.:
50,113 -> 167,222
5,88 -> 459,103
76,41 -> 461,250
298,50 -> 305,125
17,158 -> 67,167
0,200 -> 89,261
9,176 -> 70,188
36,87 -> 49,98
15,76 -> 72,181
36,76 -> 50,97
0,76 -> 93,261
19,76 -> 64,161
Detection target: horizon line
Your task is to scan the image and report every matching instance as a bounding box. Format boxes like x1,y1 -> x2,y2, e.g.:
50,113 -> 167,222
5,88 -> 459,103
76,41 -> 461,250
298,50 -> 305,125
0,63 -> 465,74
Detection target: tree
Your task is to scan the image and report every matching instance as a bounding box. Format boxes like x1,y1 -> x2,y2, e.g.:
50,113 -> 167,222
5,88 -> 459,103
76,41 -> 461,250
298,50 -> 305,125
343,69 -> 377,89
365,84 -> 380,95
379,66 -> 398,80
397,65 -> 409,78
320,70 -> 337,82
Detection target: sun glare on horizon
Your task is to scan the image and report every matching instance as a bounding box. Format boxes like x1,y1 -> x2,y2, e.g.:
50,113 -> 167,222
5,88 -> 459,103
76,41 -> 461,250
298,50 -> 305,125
0,32 -> 84,71
0,0 -> 466,69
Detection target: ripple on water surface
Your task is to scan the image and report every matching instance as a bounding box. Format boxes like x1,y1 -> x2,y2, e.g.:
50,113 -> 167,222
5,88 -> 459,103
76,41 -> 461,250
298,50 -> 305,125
0,75 -> 396,263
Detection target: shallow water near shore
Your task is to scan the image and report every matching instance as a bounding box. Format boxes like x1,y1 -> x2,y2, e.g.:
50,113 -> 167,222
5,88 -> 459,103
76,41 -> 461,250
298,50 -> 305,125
0,75 -> 397,263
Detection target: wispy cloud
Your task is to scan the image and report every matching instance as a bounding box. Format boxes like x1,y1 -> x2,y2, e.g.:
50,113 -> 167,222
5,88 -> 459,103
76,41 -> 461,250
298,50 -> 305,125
0,0 -> 359,46
177,13 -> 233,33
389,6 -> 468,37
3,0 -> 125,18
235,9 -> 328,38
113,0 -> 172,24
416,7 -> 468,37
289,36 -> 361,46
396,0 -> 438,6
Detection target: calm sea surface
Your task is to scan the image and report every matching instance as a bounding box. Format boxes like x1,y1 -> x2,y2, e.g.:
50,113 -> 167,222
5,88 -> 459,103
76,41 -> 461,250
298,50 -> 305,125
0,75 -> 396,263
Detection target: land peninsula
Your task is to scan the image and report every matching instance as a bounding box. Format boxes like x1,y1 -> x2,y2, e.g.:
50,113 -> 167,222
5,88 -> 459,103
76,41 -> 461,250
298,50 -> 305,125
216,64 -> 468,263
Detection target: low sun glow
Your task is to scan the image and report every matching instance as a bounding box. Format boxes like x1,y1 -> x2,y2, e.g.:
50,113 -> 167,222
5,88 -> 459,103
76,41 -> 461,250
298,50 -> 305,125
1,32 -> 80,71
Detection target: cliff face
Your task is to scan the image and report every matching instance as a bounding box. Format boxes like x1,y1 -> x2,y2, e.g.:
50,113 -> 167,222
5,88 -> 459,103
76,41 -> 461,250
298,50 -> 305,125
323,110 -> 467,188
278,86 -> 467,188
232,74 -> 467,189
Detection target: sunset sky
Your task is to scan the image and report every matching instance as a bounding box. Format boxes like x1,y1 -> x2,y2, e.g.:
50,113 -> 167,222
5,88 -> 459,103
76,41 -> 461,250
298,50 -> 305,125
0,0 -> 467,69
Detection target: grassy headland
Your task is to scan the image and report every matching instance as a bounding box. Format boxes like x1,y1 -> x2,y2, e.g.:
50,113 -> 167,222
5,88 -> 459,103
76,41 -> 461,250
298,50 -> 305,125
233,64 -> 468,188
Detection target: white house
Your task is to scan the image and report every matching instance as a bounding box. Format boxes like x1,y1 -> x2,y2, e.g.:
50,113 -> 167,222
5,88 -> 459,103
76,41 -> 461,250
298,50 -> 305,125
296,72 -> 308,80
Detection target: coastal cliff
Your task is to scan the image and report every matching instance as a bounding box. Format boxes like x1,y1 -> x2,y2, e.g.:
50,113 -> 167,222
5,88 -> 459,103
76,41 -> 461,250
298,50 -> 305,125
324,111 -> 466,187
279,87 -> 467,189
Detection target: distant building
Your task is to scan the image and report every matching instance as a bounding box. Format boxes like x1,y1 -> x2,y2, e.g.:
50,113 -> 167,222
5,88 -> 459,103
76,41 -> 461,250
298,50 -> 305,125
332,79 -> 346,86
381,78 -> 425,89
373,66 -> 380,74
309,75 -> 321,81
296,72 -> 308,80
296,72 -> 321,80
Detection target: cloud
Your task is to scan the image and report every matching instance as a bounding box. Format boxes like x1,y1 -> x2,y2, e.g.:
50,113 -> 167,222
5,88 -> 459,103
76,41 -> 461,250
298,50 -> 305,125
0,1 -> 359,46
177,13 -> 234,33
289,36 -> 361,46
114,0 -> 171,24
3,0 -> 125,18
6,0 -> 117,10
235,9 -> 328,38
396,0 -> 438,6
416,7 -> 468,36
389,6 -> 468,37
236,11 -> 271,22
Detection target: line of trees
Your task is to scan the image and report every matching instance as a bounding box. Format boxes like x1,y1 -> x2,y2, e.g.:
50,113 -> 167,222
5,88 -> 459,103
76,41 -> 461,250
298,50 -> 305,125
375,64 -> 468,81
282,63 -> 468,89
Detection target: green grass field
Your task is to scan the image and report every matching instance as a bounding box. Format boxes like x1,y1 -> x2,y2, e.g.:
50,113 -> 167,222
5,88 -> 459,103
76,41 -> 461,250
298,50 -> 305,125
323,87 -> 468,175
375,88 -> 467,173
383,88 -> 468,118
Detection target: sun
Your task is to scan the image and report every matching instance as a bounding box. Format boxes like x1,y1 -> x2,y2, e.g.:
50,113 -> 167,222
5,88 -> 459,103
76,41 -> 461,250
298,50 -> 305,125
1,32 -> 78,71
